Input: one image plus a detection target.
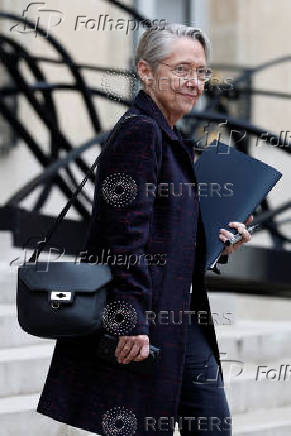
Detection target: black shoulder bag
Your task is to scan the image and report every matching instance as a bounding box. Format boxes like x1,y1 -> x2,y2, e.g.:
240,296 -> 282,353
16,113 -> 161,340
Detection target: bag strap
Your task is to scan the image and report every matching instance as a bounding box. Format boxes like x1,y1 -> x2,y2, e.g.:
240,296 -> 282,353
28,113 -> 163,263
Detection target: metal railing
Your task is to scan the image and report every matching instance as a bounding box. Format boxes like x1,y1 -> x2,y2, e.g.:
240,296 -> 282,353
0,6 -> 290,294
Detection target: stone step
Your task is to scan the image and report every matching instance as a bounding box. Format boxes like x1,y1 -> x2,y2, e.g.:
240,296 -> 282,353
175,406 -> 291,436
2,289 -> 291,364
208,291 -> 291,323
215,320 -> 291,363
2,304 -> 291,372
0,393 -> 96,436
0,262 -> 17,304
233,294 -> 291,322
2,394 -> 290,436
0,343 -> 54,398
232,405 -> 291,436
1,340 -> 291,416
0,393 -> 59,436
223,357 -> 291,414
0,305 -> 54,348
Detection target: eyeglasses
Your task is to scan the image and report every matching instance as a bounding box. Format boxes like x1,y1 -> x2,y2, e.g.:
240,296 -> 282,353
159,62 -> 213,82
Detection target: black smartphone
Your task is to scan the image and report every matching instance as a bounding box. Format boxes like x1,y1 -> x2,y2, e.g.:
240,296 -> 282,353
95,333 -> 161,375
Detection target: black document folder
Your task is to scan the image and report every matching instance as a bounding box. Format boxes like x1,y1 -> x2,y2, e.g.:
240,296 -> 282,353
194,140 -> 282,271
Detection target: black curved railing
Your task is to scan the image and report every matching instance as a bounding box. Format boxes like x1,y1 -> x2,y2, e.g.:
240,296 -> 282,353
0,6 -> 290,294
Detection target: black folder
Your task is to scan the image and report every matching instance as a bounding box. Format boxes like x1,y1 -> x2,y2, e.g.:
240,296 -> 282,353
194,140 -> 282,271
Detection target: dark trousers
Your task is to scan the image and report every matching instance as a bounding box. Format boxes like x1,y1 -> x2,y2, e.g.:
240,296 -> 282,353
176,318 -> 232,435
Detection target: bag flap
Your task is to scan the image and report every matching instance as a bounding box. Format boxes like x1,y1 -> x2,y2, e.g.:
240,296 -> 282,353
18,262 -> 112,292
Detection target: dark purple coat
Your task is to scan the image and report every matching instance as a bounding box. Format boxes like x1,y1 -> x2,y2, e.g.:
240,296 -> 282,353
37,90 -> 228,436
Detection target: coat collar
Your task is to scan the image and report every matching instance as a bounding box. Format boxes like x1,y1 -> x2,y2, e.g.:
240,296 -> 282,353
131,89 -> 184,143
130,89 -> 198,186
130,90 -> 197,174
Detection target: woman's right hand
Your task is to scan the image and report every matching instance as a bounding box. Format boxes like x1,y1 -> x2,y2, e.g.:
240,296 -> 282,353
115,335 -> 150,364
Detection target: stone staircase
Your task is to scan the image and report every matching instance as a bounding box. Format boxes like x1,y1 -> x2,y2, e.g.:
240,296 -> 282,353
1,232 -> 291,435
216,320 -> 291,435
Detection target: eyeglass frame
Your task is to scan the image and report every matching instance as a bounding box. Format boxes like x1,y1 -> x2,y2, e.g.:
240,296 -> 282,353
158,61 -> 213,82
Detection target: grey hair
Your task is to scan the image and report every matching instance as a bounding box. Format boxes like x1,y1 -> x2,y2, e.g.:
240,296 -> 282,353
135,23 -> 212,85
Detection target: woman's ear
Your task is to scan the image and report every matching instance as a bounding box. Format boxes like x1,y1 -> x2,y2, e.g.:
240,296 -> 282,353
137,59 -> 154,89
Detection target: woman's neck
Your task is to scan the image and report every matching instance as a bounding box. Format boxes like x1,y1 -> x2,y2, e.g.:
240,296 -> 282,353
143,89 -> 177,129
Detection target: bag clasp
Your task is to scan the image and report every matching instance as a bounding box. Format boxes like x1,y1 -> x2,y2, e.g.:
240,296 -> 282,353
49,291 -> 73,309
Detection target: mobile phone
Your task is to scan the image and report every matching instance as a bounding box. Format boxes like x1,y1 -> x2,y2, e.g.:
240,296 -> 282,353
95,333 -> 161,375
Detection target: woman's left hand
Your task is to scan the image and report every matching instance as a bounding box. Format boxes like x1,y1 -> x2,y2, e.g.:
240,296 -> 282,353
219,215 -> 254,255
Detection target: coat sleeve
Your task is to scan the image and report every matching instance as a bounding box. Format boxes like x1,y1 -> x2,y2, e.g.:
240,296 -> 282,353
84,116 -> 161,337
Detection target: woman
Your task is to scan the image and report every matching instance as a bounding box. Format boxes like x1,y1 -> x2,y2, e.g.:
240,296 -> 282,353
37,23 -> 252,436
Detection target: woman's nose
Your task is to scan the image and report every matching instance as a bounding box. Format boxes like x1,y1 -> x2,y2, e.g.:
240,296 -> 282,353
184,77 -> 204,92
185,74 -> 201,86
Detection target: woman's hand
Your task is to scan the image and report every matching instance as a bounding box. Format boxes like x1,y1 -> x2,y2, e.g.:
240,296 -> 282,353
115,335 -> 150,364
219,215 -> 254,255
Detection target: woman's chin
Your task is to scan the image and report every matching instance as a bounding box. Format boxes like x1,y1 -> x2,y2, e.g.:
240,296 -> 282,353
178,99 -> 197,113
175,93 -> 197,107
